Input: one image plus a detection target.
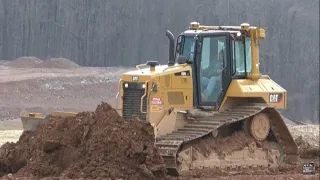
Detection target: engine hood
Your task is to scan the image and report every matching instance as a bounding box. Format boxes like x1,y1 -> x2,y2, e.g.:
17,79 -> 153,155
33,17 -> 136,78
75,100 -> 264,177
121,63 -> 192,82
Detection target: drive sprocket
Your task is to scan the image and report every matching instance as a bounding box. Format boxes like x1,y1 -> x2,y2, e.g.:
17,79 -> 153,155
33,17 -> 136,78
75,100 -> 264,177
249,113 -> 270,141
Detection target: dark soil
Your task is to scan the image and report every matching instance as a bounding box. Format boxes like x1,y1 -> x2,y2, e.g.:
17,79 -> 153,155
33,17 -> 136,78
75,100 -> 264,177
0,102 -> 168,180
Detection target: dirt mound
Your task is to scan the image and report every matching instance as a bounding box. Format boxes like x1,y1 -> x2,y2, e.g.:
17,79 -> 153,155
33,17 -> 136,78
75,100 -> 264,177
36,58 -> 80,69
0,102 -> 167,179
288,124 -> 319,148
295,136 -> 320,158
7,57 -> 43,68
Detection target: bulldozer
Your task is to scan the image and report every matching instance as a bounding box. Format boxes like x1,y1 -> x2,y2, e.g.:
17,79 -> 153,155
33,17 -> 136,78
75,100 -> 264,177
21,22 -> 299,176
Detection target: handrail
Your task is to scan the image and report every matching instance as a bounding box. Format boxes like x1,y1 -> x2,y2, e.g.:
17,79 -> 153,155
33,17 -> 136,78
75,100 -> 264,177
115,79 -> 123,110
136,63 -> 147,71
162,64 -> 177,72
140,80 -> 150,114
261,75 -> 271,79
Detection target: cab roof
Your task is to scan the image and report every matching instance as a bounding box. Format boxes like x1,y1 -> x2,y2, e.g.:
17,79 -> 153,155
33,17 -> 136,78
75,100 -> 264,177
181,22 -> 259,36
182,29 -> 240,35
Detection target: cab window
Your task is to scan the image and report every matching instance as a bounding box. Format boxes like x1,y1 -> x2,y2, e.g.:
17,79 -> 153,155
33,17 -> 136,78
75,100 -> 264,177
182,36 -> 196,61
233,37 -> 252,75
201,38 -> 211,69
199,36 -> 227,103
201,37 -> 226,69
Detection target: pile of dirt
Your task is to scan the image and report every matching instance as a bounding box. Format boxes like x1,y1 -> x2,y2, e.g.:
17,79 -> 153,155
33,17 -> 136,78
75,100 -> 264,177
288,124 -> 319,148
295,136 -> 320,158
0,102 -> 168,180
36,58 -> 80,69
7,57 -> 43,68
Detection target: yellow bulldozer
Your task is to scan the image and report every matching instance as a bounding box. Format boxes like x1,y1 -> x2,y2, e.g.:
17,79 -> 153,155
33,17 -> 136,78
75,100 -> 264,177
21,22 -> 299,176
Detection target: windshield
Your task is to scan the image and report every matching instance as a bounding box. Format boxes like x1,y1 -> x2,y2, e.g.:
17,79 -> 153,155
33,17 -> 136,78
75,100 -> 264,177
182,36 -> 196,61
201,36 -> 227,70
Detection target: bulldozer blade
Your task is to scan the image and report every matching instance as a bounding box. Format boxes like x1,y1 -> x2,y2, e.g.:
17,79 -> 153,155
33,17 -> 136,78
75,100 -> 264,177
20,111 -> 77,132
20,115 -> 49,131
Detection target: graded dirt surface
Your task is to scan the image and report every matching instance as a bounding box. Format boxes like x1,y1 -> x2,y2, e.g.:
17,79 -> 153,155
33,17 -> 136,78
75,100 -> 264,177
0,57 -> 319,179
0,58 -> 133,126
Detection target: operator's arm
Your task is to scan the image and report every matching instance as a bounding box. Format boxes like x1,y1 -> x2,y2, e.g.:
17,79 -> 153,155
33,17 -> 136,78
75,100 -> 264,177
203,61 -> 223,77
216,62 -> 223,73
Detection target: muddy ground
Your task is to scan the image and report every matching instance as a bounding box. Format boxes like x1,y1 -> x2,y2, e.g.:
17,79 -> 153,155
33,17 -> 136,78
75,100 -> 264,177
0,57 -> 319,179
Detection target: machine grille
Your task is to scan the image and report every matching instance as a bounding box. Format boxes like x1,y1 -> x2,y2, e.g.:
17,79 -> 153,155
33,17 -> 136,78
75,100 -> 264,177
122,82 -> 148,121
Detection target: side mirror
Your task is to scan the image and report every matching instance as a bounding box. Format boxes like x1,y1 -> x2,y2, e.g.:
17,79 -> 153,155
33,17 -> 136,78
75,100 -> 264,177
146,61 -> 160,66
177,55 -> 188,64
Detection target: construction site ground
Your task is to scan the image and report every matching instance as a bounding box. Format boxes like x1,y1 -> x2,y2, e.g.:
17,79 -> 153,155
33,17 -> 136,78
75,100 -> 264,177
0,57 -> 319,180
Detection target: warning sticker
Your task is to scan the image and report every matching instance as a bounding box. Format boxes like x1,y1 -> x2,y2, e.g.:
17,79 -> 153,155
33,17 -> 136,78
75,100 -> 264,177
151,97 -> 162,105
151,105 -> 162,112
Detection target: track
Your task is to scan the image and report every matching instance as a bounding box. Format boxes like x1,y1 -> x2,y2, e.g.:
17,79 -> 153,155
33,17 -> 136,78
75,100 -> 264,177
155,103 -> 299,176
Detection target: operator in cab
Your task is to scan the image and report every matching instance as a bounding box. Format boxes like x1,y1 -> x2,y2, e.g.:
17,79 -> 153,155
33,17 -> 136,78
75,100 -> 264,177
201,49 -> 224,101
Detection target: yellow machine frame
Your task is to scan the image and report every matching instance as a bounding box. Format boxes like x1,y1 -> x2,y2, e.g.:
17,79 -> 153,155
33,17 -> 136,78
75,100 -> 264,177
117,22 -> 287,136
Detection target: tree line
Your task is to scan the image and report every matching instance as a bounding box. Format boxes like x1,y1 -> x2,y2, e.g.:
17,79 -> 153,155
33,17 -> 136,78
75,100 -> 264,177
0,0 -> 318,123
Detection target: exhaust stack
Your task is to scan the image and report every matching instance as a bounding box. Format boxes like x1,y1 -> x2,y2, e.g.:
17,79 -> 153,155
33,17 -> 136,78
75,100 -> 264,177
166,30 -> 175,66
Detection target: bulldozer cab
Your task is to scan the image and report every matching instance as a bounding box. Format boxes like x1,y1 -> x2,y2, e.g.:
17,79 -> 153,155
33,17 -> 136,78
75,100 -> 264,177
176,22 -> 258,110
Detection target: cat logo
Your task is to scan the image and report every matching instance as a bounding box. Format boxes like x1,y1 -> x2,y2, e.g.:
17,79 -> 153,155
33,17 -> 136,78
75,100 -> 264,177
181,78 -> 188,83
269,93 -> 283,103
132,76 -> 139,81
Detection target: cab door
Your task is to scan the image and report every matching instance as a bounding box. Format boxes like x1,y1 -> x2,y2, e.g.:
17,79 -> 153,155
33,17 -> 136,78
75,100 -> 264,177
216,33 -> 233,109
196,33 -> 232,110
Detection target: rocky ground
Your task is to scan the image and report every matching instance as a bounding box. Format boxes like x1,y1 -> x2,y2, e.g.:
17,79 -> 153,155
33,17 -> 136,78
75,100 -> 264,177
0,57 -> 319,179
